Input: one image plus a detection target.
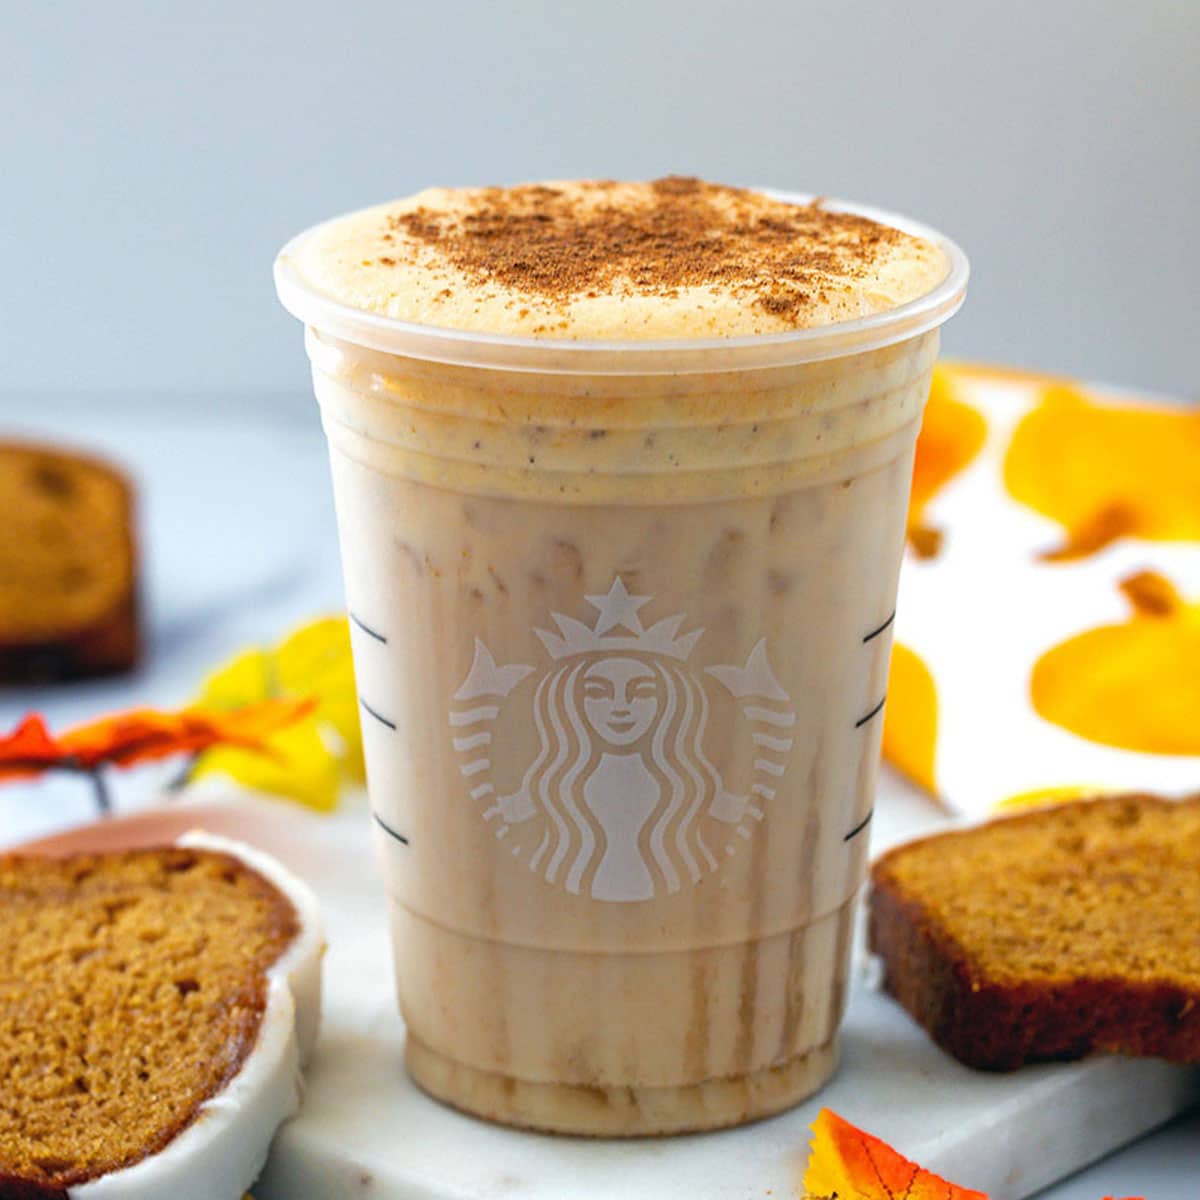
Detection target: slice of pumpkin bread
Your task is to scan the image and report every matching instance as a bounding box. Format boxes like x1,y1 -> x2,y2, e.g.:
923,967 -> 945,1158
869,793 -> 1200,1070
0,441 -> 140,682
0,833 -> 322,1199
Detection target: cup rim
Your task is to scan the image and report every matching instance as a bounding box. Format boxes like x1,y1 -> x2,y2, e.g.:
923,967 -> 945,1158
274,189 -> 969,376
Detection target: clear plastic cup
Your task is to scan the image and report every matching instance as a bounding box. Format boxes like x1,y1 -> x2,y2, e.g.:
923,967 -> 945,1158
275,196 -> 967,1135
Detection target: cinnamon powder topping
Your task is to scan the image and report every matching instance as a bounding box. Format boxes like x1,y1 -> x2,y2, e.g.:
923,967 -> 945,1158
387,177 -> 904,321
293,177 -> 946,338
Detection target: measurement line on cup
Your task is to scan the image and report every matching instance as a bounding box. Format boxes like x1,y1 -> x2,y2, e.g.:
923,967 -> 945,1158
854,694 -> 887,729
372,811 -> 410,847
350,612 -> 388,643
843,808 -> 874,843
862,611 -> 896,644
359,696 -> 396,730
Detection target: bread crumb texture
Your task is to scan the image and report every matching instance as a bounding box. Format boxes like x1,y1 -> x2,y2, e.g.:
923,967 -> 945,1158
869,794 -> 1200,1070
0,848 -> 298,1190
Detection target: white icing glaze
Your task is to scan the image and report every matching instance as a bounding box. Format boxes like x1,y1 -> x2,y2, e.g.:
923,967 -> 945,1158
71,831 -> 324,1200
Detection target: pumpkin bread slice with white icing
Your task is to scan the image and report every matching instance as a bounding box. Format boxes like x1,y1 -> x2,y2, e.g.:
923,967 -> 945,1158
0,832 -> 322,1200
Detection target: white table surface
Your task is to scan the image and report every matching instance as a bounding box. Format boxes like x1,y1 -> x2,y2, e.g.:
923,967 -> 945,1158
1,391 -> 1195,1198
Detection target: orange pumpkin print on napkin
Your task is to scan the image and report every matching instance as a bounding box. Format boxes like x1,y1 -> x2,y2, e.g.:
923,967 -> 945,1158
906,367 -> 988,558
881,642 -> 938,794
1032,570 -> 1200,755
1004,384 -> 1200,561
802,1108 -> 987,1199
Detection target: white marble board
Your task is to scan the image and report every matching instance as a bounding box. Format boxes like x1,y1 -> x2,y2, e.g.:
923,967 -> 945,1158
224,784 -> 1200,1200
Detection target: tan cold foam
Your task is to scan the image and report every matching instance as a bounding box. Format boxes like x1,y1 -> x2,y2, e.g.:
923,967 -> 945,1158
289,178 -> 948,340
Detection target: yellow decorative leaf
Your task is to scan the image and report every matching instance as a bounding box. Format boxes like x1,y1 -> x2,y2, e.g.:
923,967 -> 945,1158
190,720 -> 342,811
274,617 -> 365,782
190,616 -> 363,809
198,647 -> 276,708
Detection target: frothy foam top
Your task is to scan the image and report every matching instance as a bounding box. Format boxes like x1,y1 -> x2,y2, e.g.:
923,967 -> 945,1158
290,178 -> 948,340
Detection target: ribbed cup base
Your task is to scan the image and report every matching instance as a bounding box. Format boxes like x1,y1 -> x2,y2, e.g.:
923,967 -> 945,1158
404,1033 -> 839,1137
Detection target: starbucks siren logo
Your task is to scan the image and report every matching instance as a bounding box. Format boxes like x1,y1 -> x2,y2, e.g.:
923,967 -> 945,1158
448,577 -> 795,902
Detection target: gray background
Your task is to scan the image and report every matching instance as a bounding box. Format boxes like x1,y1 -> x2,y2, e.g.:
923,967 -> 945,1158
3,0 -> 1197,399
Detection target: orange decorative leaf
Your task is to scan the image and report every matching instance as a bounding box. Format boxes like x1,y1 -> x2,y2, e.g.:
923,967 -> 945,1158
803,1108 -> 987,1200
0,699 -> 317,781
0,714 -> 69,778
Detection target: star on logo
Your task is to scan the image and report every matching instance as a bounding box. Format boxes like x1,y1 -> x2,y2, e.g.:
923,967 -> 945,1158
534,578 -> 703,660
585,577 -> 652,635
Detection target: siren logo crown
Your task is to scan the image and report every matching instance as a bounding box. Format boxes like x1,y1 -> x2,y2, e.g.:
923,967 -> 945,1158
534,577 -> 704,661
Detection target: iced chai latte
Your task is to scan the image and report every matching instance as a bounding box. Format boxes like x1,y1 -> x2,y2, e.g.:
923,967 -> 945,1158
275,178 -> 967,1134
